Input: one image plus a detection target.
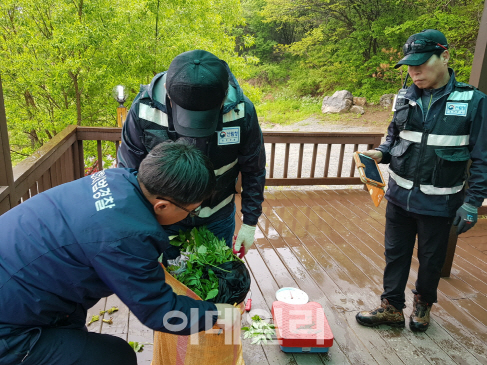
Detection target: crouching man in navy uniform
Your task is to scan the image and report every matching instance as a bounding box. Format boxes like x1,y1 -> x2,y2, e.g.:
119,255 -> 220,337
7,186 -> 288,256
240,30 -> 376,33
0,141 -> 239,365
356,29 -> 487,332
117,50 -> 266,260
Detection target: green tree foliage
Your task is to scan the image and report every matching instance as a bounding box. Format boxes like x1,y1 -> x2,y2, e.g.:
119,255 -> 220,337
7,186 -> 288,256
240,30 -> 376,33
250,0 -> 484,100
1,0 -> 244,164
234,0 -> 312,62
1,0 -> 485,163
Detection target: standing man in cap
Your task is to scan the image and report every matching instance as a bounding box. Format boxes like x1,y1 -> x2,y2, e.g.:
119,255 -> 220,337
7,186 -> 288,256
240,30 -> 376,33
356,29 -> 487,332
118,50 -> 266,259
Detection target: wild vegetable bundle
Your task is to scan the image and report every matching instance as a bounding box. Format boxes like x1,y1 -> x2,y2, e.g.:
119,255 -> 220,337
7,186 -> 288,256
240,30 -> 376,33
167,227 -> 251,304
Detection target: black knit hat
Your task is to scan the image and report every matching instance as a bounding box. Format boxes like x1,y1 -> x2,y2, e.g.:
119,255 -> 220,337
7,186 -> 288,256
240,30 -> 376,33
395,29 -> 448,69
166,50 -> 229,137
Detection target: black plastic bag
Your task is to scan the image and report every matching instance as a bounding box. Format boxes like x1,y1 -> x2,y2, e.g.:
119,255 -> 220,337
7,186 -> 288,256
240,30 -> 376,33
205,261 -> 251,304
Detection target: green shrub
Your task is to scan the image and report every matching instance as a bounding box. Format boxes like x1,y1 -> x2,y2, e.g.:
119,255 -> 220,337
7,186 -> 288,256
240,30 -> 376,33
256,95 -> 322,125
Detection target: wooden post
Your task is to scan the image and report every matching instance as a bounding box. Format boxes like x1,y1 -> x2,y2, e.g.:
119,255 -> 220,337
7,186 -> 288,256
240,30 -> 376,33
469,1 -> 487,93
117,105 -> 127,127
441,225 -> 458,277
471,1 -> 487,216
0,75 -> 15,215
442,5 -> 487,277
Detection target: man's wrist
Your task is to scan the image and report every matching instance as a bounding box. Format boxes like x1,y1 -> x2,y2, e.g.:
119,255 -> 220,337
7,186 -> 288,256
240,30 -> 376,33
242,219 -> 258,226
462,203 -> 478,213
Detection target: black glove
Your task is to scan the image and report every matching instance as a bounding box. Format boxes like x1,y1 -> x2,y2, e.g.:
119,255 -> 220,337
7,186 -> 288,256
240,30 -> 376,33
453,203 -> 478,234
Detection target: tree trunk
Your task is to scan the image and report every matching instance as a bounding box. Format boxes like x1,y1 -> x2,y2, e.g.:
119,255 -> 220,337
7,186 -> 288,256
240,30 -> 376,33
26,129 -> 40,149
68,71 -> 82,125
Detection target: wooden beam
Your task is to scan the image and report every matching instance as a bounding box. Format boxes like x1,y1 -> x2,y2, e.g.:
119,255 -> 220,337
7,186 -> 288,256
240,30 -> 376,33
469,1 -> 487,93
0,75 -> 14,214
263,131 -> 384,145
265,177 -> 362,186
76,126 -> 122,141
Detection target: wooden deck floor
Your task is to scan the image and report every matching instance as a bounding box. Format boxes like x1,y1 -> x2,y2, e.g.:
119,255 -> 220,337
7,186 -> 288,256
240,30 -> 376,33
90,188 -> 487,365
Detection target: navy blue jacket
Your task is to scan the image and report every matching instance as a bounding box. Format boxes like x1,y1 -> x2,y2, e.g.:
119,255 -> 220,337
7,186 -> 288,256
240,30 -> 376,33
0,169 -> 217,352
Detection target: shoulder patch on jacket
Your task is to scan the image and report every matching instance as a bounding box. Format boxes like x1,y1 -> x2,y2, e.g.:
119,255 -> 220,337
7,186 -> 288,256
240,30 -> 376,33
445,102 -> 468,116
218,127 -> 240,145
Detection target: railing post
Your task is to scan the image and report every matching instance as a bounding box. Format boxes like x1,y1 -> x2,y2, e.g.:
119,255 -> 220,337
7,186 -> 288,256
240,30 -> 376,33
0,75 -> 16,214
469,1 -> 487,93
117,106 -> 127,127
113,85 -> 128,127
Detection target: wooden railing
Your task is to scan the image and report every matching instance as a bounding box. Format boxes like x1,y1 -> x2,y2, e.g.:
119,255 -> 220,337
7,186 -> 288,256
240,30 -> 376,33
1,126 -> 384,212
0,126 -> 122,212
264,131 -> 382,186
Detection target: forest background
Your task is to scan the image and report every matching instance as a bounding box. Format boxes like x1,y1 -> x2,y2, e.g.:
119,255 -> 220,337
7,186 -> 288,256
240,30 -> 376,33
1,0 -> 485,165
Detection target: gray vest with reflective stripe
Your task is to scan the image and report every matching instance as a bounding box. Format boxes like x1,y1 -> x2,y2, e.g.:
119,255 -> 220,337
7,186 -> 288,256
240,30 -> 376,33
135,87 -> 247,217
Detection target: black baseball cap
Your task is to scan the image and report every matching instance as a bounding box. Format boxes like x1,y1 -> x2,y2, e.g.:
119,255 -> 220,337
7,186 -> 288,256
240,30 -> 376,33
394,29 -> 448,69
166,50 -> 229,137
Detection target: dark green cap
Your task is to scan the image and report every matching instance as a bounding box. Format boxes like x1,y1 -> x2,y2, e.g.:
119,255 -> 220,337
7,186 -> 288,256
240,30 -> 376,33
395,29 -> 448,69
166,50 -> 229,137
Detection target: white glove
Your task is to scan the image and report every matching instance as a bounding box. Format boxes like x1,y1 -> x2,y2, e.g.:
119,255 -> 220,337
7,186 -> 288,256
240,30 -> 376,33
233,224 -> 256,257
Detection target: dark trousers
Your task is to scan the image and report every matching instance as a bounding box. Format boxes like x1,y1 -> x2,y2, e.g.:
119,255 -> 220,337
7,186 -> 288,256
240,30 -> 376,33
20,328 -> 137,365
381,202 -> 453,310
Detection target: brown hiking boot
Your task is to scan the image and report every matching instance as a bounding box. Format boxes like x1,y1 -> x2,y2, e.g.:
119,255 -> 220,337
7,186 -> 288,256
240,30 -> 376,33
409,294 -> 432,332
356,299 -> 405,328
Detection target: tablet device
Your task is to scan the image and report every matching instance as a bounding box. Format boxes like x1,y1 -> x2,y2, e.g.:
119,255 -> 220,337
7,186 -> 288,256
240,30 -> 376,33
353,152 -> 385,187
353,151 -> 386,207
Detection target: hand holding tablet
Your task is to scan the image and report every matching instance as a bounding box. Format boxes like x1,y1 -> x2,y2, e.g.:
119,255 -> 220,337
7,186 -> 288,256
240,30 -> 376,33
353,151 -> 386,207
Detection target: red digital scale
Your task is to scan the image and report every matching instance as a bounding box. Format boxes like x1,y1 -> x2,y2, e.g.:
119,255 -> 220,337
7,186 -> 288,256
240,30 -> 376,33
272,300 -> 334,353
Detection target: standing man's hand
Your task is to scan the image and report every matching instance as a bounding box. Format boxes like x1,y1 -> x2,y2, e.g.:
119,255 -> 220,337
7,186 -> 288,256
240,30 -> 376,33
361,150 -> 383,163
453,203 -> 478,234
233,224 -> 256,258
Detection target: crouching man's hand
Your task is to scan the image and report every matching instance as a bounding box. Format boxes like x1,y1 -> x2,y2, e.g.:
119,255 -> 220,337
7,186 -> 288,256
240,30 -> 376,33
214,303 -> 240,330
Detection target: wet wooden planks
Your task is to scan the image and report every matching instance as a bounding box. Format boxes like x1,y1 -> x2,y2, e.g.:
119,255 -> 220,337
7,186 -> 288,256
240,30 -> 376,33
237,189 -> 487,365
88,295 -> 153,364
86,189 -> 487,365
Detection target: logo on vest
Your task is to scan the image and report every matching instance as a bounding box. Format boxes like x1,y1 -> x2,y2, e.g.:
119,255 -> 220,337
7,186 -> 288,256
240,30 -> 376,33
445,102 -> 468,117
218,127 -> 240,145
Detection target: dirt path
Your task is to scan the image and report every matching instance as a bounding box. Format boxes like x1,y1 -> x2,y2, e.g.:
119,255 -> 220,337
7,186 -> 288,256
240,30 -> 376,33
260,105 -> 392,134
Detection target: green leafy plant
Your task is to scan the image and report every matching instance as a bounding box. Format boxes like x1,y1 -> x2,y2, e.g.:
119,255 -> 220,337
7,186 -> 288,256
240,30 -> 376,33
128,341 -> 144,353
87,315 -> 99,326
168,227 -> 242,301
242,315 -> 276,345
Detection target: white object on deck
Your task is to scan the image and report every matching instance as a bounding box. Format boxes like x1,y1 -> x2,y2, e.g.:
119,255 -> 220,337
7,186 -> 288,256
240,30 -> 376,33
275,287 -> 309,304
